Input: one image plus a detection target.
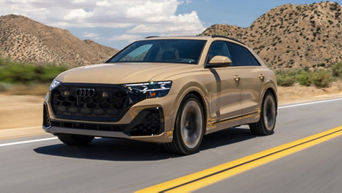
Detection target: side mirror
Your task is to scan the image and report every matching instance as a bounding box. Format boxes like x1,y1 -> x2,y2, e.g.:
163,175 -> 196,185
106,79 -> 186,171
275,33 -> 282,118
208,55 -> 232,67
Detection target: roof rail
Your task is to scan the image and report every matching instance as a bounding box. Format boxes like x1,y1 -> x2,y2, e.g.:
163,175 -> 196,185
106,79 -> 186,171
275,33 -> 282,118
211,35 -> 245,45
145,36 -> 159,39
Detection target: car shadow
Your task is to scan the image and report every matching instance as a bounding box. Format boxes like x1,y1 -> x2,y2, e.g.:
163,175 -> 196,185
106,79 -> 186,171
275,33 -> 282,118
201,127 -> 255,151
34,127 -> 255,161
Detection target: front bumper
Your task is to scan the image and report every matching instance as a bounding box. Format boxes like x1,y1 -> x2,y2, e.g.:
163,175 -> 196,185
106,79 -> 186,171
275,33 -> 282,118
43,89 -> 176,143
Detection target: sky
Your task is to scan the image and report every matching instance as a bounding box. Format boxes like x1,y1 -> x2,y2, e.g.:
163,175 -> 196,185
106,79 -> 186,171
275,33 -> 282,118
0,0 -> 341,49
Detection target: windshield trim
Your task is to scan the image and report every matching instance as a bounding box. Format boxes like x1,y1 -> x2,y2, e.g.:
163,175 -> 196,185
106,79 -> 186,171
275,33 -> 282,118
106,39 -> 207,65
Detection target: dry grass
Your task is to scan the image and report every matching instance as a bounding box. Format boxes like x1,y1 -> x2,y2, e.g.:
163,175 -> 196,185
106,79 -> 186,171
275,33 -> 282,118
0,94 -> 44,130
278,81 -> 342,104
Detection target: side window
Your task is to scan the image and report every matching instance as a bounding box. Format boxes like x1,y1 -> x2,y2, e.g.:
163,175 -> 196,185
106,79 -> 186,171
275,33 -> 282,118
226,42 -> 261,66
206,41 -> 231,63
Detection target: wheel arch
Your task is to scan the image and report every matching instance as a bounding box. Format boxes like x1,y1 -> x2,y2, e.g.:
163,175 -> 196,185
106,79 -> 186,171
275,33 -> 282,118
262,87 -> 278,110
186,91 -> 207,122
174,84 -> 209,132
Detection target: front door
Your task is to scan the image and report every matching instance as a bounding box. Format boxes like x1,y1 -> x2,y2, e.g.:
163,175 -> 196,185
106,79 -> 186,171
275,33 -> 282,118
206,41 -> 243,122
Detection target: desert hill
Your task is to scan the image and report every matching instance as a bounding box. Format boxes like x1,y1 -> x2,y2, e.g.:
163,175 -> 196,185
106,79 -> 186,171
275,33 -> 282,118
202,1 -> 342,69
0,14 -> 117,66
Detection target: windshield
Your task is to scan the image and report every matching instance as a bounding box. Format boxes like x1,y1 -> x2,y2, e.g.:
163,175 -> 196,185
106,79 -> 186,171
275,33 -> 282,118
107,39 -> 206,64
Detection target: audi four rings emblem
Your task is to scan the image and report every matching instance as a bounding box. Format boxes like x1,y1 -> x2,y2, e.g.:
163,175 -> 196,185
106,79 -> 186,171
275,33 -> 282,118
76,88 -> 96,97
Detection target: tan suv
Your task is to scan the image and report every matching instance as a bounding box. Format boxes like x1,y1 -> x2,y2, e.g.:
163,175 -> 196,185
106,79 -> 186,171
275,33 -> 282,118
43,36 -> 277,154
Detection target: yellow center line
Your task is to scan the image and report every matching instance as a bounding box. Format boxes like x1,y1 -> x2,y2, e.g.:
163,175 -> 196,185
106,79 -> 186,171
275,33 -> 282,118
135,126 -> 342,193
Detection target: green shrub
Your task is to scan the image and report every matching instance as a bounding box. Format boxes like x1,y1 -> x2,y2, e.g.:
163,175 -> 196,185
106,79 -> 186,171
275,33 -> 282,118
331,62 -> 342,78
0,62 -> 67,84
0,82 -> 12,92
296,71 -> 311,86
0,57 -> 13,66
276,73 -> 296,86
0,64 -> 37,83
311,70 -> 333,88
35,65 -> 68,82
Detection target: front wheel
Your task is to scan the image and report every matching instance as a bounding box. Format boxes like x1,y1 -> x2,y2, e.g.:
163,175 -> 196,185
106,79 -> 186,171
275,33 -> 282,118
249,92 -> 277,136
164,94 -> 205,155
57,134 -> 94,146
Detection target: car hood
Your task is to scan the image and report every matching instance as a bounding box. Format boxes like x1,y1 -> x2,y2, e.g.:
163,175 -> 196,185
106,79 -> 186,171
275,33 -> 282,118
56,63 -> 201,84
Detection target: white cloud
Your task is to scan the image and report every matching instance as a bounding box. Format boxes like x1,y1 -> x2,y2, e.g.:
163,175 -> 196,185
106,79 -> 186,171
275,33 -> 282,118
110,34 -> 142,42
128,11 -> 203,35
0,0 -> 204,44
126,1 -> 178,19
82,32 -> 100,39
64,9 -> 93,21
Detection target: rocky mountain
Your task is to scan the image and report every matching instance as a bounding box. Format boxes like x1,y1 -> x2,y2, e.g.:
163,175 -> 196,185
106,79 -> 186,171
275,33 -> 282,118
202,1 -> 342,69
0,14 -> 117,66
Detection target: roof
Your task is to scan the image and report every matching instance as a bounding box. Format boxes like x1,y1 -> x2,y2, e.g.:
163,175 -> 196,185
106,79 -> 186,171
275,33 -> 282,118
144,35 -> 245,45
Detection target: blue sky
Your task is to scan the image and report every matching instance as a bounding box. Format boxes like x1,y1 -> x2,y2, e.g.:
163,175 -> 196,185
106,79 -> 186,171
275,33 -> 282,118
1,0 -> 341,49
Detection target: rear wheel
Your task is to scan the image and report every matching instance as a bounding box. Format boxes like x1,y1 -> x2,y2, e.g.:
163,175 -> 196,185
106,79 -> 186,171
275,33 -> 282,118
249,92 -> 277,136
57,134 -> 94,146
164,94 -> 205,155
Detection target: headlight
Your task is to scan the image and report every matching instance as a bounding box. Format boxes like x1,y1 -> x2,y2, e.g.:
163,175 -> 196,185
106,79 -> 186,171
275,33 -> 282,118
124,81 -> 172,98
50,80 -> 60,91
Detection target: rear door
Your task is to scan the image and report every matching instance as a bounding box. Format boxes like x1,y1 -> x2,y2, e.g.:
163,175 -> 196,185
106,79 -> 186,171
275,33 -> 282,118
226,42 -> 265,115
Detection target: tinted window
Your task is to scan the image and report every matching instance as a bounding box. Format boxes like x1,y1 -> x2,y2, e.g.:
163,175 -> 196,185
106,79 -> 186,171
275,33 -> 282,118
108,39 -> 206,64
119,44 -> 152,62
206,41 -> 231,63
226,43 -> 260,66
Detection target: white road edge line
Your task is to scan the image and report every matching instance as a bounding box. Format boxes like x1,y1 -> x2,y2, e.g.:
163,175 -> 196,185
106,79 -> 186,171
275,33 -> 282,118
0,137 -> 57,148
1,97 -> 342,148
278,97 -> 342,109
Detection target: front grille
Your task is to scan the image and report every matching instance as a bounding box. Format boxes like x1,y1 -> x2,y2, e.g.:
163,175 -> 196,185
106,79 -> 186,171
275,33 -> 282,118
50,84 -> 137,122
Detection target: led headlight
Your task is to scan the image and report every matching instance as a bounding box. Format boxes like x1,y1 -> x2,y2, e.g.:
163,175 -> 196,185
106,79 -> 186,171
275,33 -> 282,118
124,81 -> 172,98
49,79 -> 60,91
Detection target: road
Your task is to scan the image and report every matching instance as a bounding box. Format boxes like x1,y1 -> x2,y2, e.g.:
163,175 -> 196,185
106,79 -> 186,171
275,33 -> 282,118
1,98 -> 342,193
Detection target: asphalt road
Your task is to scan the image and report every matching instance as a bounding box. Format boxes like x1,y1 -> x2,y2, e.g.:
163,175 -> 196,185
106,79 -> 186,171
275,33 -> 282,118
1,98 -> 342,193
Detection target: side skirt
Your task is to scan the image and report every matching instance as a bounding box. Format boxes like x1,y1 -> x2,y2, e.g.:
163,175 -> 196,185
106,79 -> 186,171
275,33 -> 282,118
205,112 -> 260,135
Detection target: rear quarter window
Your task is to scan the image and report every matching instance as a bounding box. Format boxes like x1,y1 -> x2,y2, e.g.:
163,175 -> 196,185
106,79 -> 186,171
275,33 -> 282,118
227,42 -> 261,66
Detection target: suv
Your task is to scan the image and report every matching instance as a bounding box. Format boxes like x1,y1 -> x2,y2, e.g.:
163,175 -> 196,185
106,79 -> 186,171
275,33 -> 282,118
43,36 -> 277,155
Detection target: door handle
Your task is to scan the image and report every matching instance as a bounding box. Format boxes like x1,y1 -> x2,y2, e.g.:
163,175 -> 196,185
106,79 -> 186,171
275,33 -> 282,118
234,75 -> 240,82
258,74 -> 265,81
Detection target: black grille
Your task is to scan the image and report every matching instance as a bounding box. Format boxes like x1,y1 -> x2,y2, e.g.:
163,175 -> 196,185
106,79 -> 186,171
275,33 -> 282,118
127,109 -> 163,136
50,84 -> 137,122
43,103 -> 51,127
50,108 -> 164,136
51,120 -> 124,132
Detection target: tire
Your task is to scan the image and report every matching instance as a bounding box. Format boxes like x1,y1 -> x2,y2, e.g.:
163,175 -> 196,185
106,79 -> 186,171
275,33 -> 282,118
57,134 -> 94,146
249,92 -> 277,136
164,94 -> 205,155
